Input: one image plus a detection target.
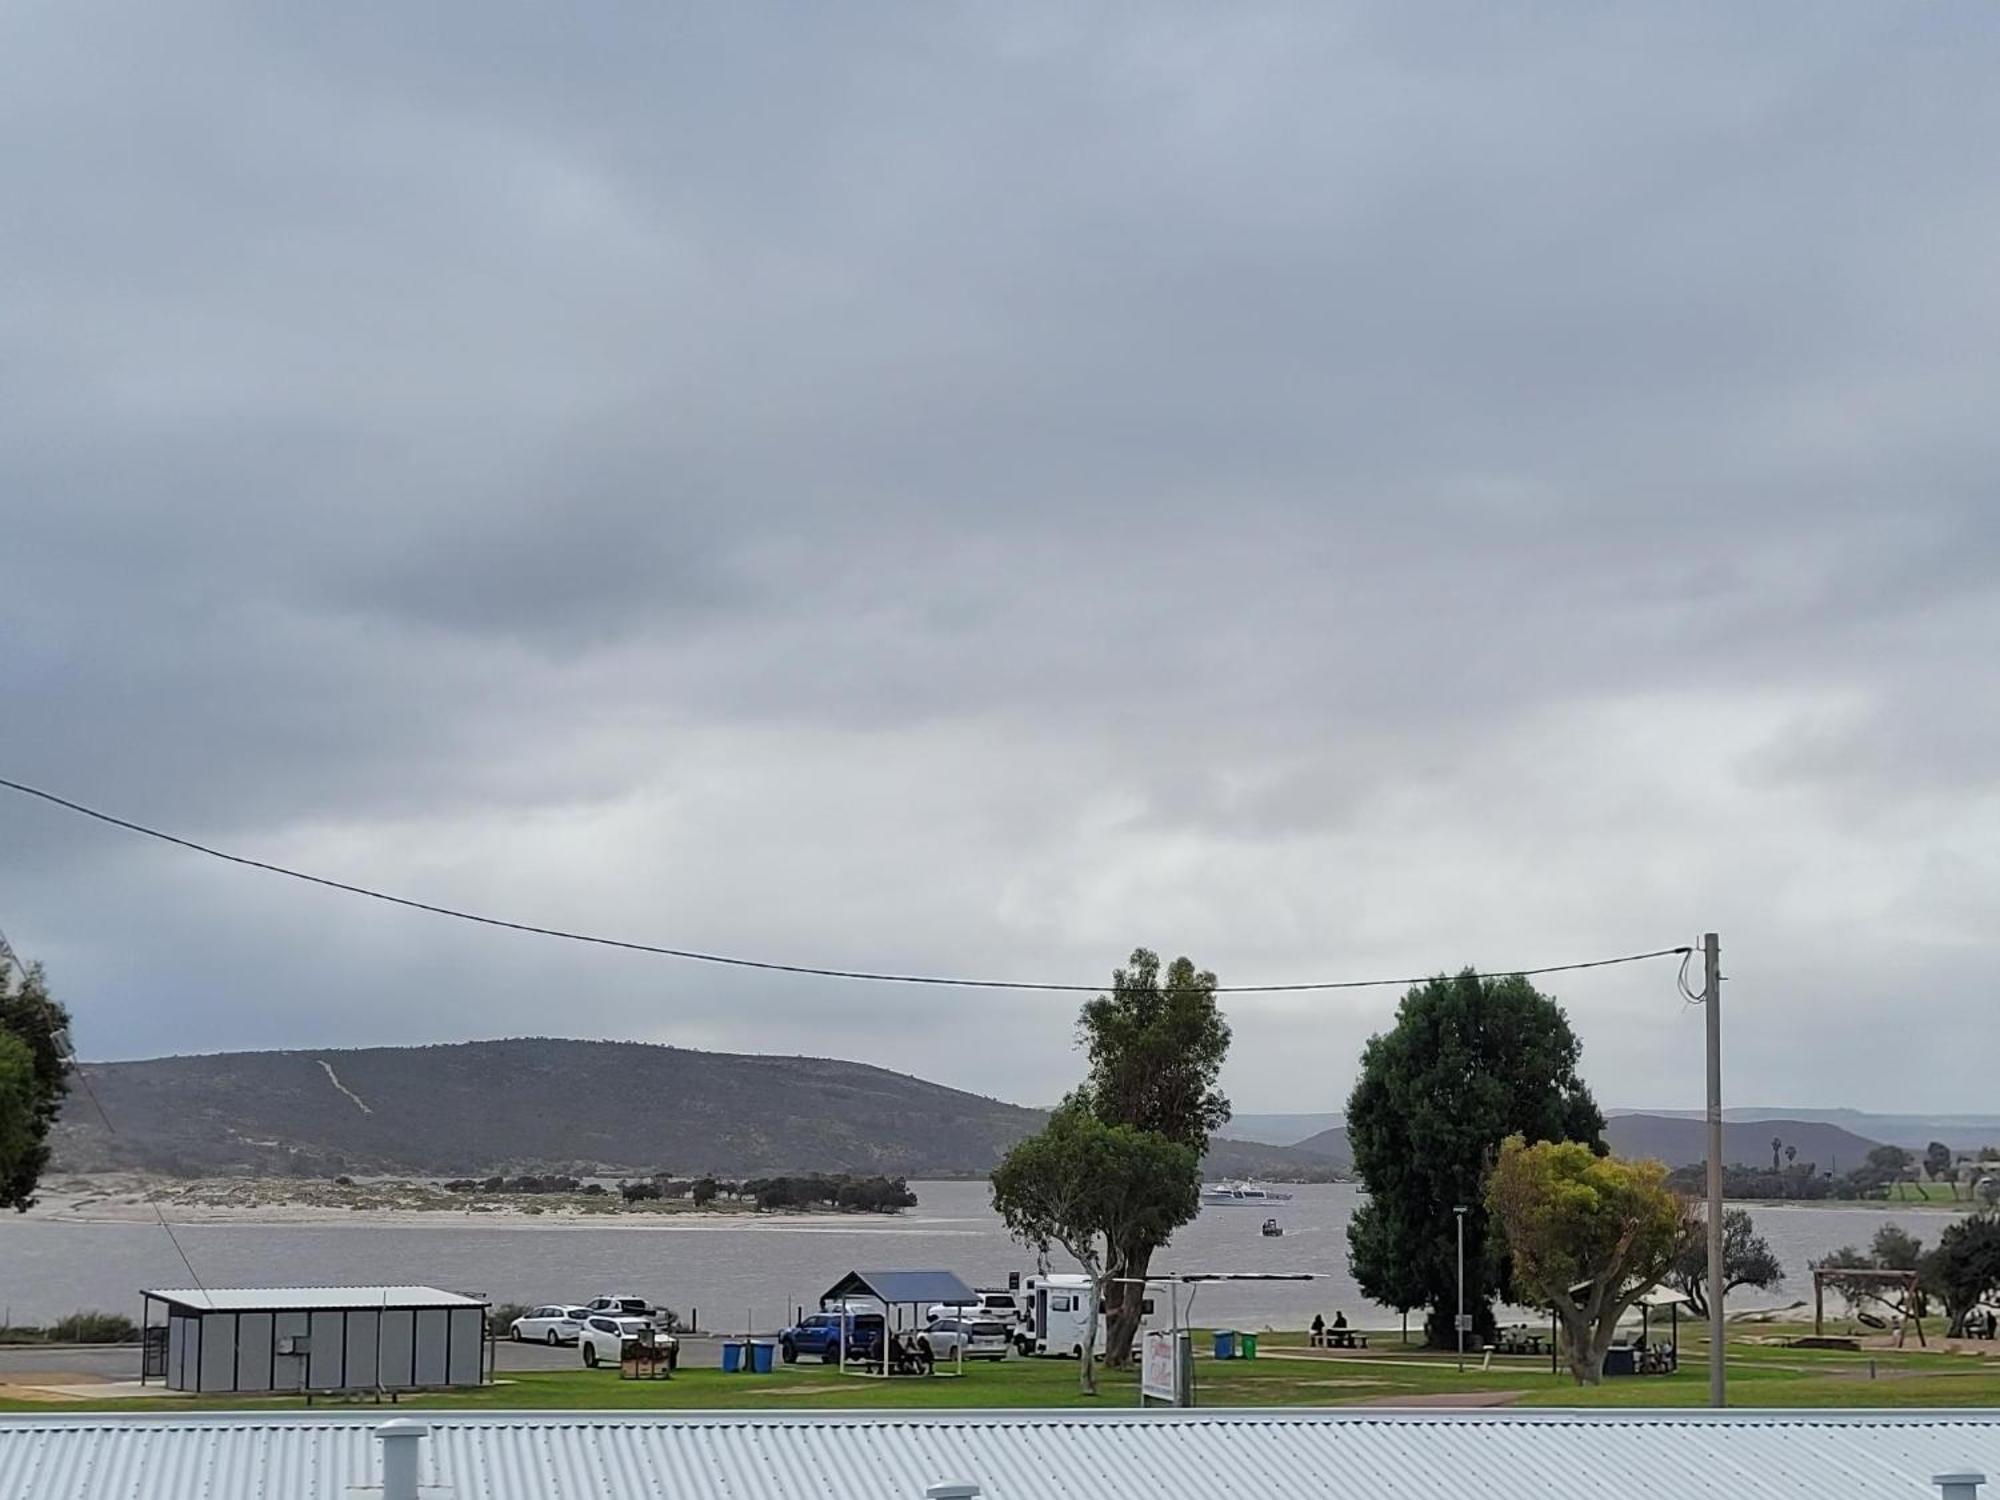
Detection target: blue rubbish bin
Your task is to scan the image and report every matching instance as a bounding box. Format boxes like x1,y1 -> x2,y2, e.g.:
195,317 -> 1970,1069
721,1342 -> 743,1374
1213,1330 -> 1237,1361
750,1341 -> 776,1374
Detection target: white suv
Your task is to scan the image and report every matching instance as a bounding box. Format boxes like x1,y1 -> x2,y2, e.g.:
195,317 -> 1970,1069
926,1291 -> 1022,1328
579,1314 -> 678,1369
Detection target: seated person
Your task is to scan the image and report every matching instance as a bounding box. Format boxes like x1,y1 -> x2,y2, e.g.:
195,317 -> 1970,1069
1310,1314 -> 1326,1345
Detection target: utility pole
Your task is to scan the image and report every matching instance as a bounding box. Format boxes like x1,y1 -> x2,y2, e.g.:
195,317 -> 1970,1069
1454,1205 -> 1467,1374
1704,931 -> 1725,1407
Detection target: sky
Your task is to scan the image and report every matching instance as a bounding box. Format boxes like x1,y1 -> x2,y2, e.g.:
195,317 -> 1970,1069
2,4 -> 1997,1116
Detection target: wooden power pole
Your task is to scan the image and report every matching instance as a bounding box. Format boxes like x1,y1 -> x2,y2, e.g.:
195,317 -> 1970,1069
1704,931 -> 1725,1407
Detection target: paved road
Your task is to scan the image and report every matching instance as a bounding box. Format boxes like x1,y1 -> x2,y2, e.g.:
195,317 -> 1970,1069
0,1336 -> 740,1384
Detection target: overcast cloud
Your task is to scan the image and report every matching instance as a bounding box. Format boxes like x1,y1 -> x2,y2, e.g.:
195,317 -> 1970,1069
3,4 -> 1996,1115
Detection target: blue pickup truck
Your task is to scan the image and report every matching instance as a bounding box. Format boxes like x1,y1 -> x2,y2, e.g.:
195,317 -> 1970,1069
779,1311 -> 885,1364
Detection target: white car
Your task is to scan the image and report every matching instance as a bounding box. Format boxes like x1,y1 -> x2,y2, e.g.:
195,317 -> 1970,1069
510,1305 -> 590,1345
586,1294 -> 672,1328
925,1291 -> 1022,1328
579,1314 -> 678,1370
919,1317 -> 1011,1362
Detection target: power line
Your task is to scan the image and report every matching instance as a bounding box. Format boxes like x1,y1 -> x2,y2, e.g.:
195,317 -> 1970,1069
0,931 -> 209,1294
64,1059 -> 210,1296
0,774 -> 1689,994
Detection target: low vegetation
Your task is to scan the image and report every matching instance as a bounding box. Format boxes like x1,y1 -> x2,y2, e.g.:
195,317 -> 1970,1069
0,1310 -> 138,1345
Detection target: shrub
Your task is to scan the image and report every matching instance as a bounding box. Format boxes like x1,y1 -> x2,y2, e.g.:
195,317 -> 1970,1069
47,1311 -> 139,1343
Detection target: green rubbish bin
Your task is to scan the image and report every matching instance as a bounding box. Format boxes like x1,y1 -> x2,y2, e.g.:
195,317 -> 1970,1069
1213,1330 -> 1237,1361
1239,1333 -> 1259,1361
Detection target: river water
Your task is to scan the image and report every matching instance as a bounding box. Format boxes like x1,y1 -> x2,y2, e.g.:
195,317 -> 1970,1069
0,1182 -> 1964,1330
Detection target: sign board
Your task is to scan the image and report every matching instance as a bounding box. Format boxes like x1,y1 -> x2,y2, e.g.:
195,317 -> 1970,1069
1141,1330 -> 1181,1404
1454,1314 -> 1473,1333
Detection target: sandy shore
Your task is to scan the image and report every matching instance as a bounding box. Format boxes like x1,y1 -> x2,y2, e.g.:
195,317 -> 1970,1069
23,1176 -> 939,1232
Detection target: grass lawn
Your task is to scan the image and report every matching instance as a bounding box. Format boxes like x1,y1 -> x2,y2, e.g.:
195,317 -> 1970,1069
9,1325 -> 2000,1415
1882,1182 -> 1974,1205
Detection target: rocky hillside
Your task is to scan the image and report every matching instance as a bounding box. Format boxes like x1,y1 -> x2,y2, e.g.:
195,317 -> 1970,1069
51,1038 -> 1341,1181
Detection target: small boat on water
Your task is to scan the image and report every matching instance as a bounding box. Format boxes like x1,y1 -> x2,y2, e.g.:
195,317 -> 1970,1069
1261,1217 -> 1283,1237
1202,1180 -> 1295,1207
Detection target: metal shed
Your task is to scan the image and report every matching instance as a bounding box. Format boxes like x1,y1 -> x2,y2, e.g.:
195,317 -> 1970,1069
139,1286 -> 490,1395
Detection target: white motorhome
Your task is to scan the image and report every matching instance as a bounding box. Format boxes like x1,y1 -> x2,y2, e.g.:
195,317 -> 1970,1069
1015,1274 -> 1094,1357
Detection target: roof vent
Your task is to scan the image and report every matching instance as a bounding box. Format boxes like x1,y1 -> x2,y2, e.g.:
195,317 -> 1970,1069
1936,1475 -> 1987,1500
376,1419 -> 431,1500
925,1485 -> 982,1500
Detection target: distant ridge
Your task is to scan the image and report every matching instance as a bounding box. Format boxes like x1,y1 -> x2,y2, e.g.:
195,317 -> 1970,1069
1281,1114 -> 1884,1176
1604,1113 -> 1883,1171
50,1038 -> 1343,1182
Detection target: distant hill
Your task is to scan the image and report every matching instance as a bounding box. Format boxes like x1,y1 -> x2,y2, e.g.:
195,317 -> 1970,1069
1612,1107 -> 2000,1156
1218,1113 -> 1344,1147
1288,1115 -> 1880,1176
1292,1126 -> 1352,1170
1604,1114 -> 1882,1172
50,1038 -> 1343,1182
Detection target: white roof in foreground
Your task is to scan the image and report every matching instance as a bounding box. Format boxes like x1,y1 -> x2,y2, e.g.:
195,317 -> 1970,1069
142,1285 -> 486,1311
4,1408 -> 1999,1500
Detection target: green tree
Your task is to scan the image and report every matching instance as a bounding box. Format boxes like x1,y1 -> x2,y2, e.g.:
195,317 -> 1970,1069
1771,1136 -> 1783,1173
1924,1214 -> 2000,1334
989,1099 -> 1200,1395
1926,1142 -> 1956,1199
0,960 -> 72,1213
1346,970 -> 1605,1346
0,1034 -> 37,1187
1076,949 -> 1230,1366
1485,1136 -> 1681,1384
1665,1205 -> 1783,1318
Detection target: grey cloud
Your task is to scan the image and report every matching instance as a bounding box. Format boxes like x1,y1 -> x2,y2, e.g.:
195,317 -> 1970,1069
3,1 -> 1997,1111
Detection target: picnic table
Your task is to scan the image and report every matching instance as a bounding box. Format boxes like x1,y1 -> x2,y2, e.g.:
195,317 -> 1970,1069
1496,1331 -> 1545,1356
1311,1329 -> 1369,1350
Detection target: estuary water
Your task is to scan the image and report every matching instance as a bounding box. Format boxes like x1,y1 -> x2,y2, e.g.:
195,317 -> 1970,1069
0,1181 -> 1963,1329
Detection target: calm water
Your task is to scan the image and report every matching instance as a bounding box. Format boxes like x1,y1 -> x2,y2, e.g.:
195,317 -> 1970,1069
0,1182 -> 1965,1329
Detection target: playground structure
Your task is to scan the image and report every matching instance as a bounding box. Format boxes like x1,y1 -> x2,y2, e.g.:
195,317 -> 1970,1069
1812,1267 -> 1926,1347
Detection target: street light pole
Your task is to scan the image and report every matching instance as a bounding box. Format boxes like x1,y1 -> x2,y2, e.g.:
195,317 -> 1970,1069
1455,1206 -> 1467,1374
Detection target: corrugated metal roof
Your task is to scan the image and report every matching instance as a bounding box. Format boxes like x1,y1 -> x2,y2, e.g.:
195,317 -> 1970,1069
142,1286 -> 486,1312
3,1408 -> 1999,1500
822,1270 -> 979,1307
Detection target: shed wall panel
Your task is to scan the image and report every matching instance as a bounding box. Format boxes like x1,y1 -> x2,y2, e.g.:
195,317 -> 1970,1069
273,1311 -> 310,1393
345,1310 -> 379,1389
448,1308 -> 484,1386
308,1312 -> 343,1389
166,1314 -> 188,1391
198,1313 -> 236,1392
379,1310 -> 415,1389
414,1309 -> 449,1386
235,1313 -> 273,1393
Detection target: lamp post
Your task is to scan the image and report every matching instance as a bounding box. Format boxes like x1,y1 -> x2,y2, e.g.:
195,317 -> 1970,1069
1454,1206 -> 1467,1373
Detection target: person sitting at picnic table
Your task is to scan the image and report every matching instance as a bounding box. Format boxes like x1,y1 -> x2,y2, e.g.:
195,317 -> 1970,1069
1310,1314 -> 1326,1346
1333,1311 -> 1348,1329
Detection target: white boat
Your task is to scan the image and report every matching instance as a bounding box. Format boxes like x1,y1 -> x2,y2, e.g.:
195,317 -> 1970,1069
1201,1180 -> 1294,1206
